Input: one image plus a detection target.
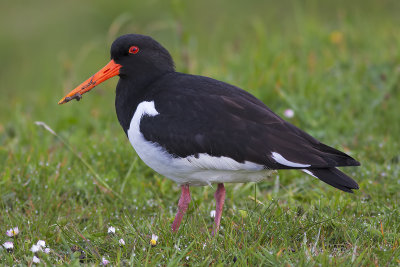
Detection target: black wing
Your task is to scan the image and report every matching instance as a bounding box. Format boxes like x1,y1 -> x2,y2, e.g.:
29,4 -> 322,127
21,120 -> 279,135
141,73 -> 360,170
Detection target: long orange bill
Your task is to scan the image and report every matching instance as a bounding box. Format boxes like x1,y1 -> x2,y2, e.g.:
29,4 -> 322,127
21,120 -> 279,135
58,59 -> 122,104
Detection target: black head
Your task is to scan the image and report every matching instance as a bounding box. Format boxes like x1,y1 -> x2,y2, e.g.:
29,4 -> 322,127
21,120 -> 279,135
111,34 -> 175,78
58,34 -> 175,104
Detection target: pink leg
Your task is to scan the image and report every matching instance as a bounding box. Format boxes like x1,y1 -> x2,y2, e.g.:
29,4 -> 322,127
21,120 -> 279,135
171,185 -> 191,232
212,183 -> 226,235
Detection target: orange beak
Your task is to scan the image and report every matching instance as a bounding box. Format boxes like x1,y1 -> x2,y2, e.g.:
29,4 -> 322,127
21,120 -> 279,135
58,59 -> 122,104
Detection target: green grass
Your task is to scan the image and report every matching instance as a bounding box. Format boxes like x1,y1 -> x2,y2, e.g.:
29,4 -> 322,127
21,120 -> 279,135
1,0 -> 400,265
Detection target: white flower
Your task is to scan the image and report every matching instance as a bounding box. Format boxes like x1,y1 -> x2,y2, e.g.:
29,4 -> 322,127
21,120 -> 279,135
284,109 -> 294,118
119,239 -> 125,246
3,241 -> 13,250
32,256 -> 40,263
44,247 -> 51,254
107,226 -> 115,234
31,244 -> 42,253
37,240 -> 46,247
210,210 -> 216,218
102,257 -> 110,265
151,234 -> 158,241
150,234 -> 158,246
6,227 -> 19,237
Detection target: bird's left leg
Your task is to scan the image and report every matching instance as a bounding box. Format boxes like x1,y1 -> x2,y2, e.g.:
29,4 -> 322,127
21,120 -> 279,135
212,183 -> 226,235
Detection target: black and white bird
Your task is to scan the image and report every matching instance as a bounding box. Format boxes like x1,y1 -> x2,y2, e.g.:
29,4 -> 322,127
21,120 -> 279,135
59,34 -> 360,234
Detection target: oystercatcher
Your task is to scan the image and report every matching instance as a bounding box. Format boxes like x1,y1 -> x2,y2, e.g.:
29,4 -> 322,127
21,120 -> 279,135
59,34 -> 360,234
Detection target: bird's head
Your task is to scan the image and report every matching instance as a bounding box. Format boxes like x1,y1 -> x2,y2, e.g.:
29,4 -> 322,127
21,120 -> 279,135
58,34 -> 174,104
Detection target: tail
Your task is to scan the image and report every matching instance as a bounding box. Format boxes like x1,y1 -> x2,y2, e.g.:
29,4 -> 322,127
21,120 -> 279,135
303,168 -> 359,193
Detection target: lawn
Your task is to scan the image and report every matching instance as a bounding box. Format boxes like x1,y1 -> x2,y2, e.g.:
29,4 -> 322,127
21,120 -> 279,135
1,0 -> 399,266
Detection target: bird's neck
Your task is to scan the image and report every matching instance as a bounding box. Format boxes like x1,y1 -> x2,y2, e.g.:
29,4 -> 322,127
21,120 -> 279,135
114,70 -> 172,134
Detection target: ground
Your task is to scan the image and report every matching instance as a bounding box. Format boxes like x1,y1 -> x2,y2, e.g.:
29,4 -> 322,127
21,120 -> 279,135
0,0 -> 399,266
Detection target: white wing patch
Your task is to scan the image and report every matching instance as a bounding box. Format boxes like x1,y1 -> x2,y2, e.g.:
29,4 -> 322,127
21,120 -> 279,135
302,169 -> 317,178
271,152 -> 311,168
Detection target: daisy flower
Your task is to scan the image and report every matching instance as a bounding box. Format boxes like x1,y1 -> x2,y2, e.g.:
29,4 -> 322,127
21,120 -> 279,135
2,241 -> 13,251
31,244 -> 41,253
107,226 -> 116,234
32,256 -> 40,263
31,240 -> 49,253
150,234 -> 158,247
37,240 -> 46,248
102,257 -> 110,265
6,227 -> 19,237
283,109 -> 294,118
210,210 -> 216,218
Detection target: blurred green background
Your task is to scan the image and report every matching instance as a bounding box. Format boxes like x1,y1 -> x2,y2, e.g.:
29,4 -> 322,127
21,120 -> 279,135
1,0 -> 399,125
1,0 -> 400,265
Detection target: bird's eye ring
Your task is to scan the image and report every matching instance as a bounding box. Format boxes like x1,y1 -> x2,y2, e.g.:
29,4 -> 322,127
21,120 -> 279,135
128,46 -> 139,54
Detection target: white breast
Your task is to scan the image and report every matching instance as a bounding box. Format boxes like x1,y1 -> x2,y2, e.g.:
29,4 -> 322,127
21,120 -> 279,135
127,101 -> 274,186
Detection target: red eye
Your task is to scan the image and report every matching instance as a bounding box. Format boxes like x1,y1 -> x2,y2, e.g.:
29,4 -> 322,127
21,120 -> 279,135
128,46 -> 139,54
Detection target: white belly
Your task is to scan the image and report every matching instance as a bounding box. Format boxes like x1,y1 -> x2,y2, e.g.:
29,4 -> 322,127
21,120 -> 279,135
127,101 -> 274,186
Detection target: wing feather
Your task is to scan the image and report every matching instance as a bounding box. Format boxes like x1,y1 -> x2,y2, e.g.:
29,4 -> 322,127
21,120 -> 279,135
140,73 -> 360,169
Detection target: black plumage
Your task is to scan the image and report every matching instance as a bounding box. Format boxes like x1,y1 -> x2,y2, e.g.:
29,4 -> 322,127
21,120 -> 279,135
136,73 -> 359,191
109,34 -> 360,193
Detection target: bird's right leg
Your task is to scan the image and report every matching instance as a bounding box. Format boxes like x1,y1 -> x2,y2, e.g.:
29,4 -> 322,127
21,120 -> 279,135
171,184 -> 191,232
